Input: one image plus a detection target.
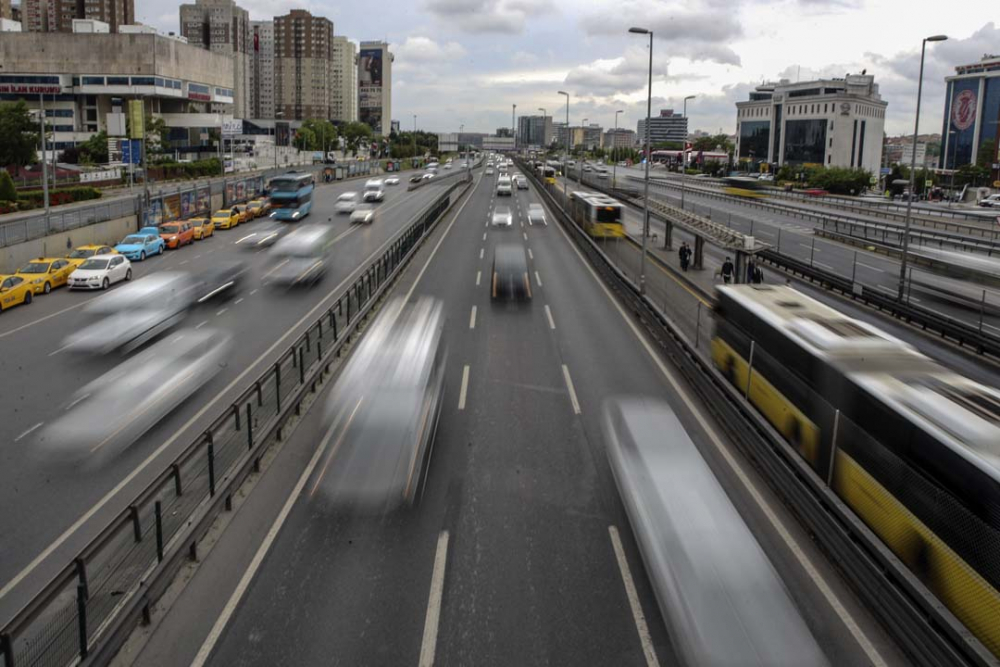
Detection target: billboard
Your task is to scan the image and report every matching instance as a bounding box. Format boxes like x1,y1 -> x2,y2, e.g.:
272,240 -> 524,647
359,48 -> 384,134
359,49 -> 383,87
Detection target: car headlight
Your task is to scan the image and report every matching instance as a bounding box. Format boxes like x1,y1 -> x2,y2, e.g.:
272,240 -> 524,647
292,212 -> 300,218
170,236 -> 178,241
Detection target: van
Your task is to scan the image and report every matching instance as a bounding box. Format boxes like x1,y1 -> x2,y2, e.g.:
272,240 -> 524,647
497,175 -> 513,196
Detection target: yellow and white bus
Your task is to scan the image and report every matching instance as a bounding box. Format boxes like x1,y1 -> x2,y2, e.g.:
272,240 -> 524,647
569,191 -> 624,239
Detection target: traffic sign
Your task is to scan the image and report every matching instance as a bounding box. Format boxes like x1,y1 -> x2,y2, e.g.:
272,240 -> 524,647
121,139 -> 142,164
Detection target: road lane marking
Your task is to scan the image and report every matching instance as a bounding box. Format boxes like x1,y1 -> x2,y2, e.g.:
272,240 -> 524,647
609,526 -> 660,667
261,259 -> 289,280
216,308 -> 228,316
179,260 -> 189,266
814,261 -> 835,270
483,232 -> 487,241
534,271 -> 542,287
194,255 -> 201,259
418,530 -> 450,667
47,343 -> 72,357
249,289 -> 258,296
14,423 -> 44,443
476,270 -> 481,286
528,249 -> 533,260
0,296 -> 100,341
458,365 -> 470,410
523,232 -> 528,241
469,306 -> 477,329
857,262 -> 885,273
190,417 -> 341,667
195,321 -> 209,330
234,298 -> 244,305
561,364 -> 580,414
479,248 -> 484,259
544,305 -> 555,330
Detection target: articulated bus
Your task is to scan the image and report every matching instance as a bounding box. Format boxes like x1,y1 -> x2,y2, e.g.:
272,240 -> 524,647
712,285 -> 1000,657
268,171 -> 315,221
569,191 -> 624,238
721,176 -> 768,198
537,164 -> 557,184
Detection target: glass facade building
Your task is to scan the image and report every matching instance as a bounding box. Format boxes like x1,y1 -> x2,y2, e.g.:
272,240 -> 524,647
738,120 -> 770,159
941,56 -> 1000,171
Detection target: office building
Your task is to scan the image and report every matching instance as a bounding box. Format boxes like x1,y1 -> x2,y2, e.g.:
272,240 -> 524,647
358,40 -> 392,135
483,135 -> 514,152
637,109 -> 688,146
554,123 -> 601,150
734,74 -> 886,172
518,115 -> 553,148
604,128 -> 636,150
331,35 -> 357,123
179,0 -> 250,119
273,10 -> 333,121
940,55 -> 1000,171
582,123 -> 603,150
21,0 -> 131,32
248,20 -> 274,120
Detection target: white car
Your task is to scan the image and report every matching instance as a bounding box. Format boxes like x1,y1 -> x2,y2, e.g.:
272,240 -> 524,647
979,194 -> 1000,208
336,192 -> 359,214
385,176 -> 400,185
350,204 -> 376,225
516,176 -> 528,190
444,163 -> 453,169
491,205 -> 513,227
364,178 -> 384,191
67,254 -> 132,290
363,187 -> 385,202
496,176 -> 513,196
485,167 -> 495,175
422,173 -> 435,180
527,203 -> 546,226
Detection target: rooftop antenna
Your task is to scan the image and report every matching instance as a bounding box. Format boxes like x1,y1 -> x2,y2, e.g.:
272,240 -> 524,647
797,65 -> 801,82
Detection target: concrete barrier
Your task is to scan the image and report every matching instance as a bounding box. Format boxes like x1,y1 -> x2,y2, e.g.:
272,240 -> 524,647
0,213 -> 137,273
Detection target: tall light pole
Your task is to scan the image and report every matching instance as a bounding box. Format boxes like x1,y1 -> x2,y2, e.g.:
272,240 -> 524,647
613,109 -> 623,188
558,91 -> 570,198
680,94 -> 696,210
580,118 -> 589,182
630,26 -> 653,295
37,94 -> 50,215
413,114 -> 417,168
512,103 -> 517,155
538,107 -> 547,154
898,34 -> 948,301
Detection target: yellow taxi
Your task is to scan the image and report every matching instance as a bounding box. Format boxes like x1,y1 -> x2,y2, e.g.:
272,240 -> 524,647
190,217 -> 215,240
16,257 -> 76,294
0,274 -> 33,311
233,204 -> 253,224
212,208 -> 240,230
65,244 -> 118,268
247,198 -> 269,218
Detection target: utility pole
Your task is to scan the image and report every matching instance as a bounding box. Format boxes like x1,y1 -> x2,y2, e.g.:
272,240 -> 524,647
38,93 -> 50,216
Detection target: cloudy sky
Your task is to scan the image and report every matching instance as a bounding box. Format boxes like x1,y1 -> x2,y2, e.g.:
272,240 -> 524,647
137,0 -> 998,137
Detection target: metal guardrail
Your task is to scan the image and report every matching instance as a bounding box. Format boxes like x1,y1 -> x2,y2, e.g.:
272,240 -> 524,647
0,175 -> 471,667
520,159 -> 997,667
814,215 -> 1000,255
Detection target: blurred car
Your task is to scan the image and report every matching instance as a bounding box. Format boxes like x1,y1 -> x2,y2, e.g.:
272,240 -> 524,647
385,176 -> 400,185
61,272 -> 194,354
444,163 -> 453,170
491,244 -> 531,301
980,194 -> 1000,208
41,328 -> 232,464
190,217 -> 215,240
233,204 -> 253,224
193,262 -> 244,304
138,226 -> 162,237
16,257 -> 75,294
115,233 -> 165,261
758,173 -> 776,182
212,208 -> 240,230
516,175 -> 528,189
409,175 -> 423,184
65,244 -> 117,268
234,221 -> 289,249
247,198 -> 269,218
0,274 -> 33,311
485,167 -> 495,176
527,203 -> 547,226
319,297 -> 446,510
335,192 -> 359,214
268,227 -> 332,287
363,184 -> 385,203
350,204 -> 376,225
422,173 -> 435,181
67,254 -> 131,290
159,220 -> 195,249
491,205 -> 513,227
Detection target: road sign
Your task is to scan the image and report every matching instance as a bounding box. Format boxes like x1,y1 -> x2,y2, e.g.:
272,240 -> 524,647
121,139 -> 142,164
994,180 -> 1000,188
221,119 -> 242,136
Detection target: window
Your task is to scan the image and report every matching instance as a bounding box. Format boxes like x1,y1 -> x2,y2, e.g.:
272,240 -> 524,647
82,76 -> 105,85
107,76 -> 129,86
131,77 -> 155,86
46,109 -> 74,117
52,125 -> 74,132
86,109 -> 97,122
155,78 -> 165,87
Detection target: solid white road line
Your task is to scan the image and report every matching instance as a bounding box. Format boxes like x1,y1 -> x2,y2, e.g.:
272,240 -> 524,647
0,296 -> 100,341
179,260 -> 190,266
190,418 -> 341,667
476,270 -> 481,286
14,422 -> 44,443
609,526 -> 660,667
814,261 -> 835,270
561,364 -> 581,415
469,306 -> 477,329
553,216 -> 887,667
527,249 -> 533,260
544,305 -> 556,330
458,365 -> 470,410
479,248 -> 484,259
418,530 -> 450,667
534,271 -> 542,287
857,262 -> 885,273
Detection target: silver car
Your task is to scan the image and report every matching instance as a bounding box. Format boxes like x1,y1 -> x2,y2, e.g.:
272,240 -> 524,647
267,227 -> 332,287
527,203 -> 547,226
492,205 -> 513,227
335,192 -> 358,214
350,204 -> 376,225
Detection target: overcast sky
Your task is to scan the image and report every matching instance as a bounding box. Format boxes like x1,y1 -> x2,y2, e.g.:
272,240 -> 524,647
138,0 -> 998,138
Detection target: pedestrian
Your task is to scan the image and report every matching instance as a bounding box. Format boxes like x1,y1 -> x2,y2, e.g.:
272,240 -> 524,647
747,259 -> 756,284
753,264 -> 764,284
679,242 -> 690,271
721,256 -> 734,284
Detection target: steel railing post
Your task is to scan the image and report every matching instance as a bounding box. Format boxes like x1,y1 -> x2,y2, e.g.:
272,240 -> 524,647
298,347 -> 305,384
695,302 -> 703,349
76,584 -> 89,660
275,362 -> 282,410
246,403 -> 253,450
154,501 -> 163,562
130,505 -> 141,542
207,435 -> 216,497
827,409 -> 841,486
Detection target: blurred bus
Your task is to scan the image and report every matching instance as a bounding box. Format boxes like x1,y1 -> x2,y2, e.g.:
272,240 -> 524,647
269,171 -> 315,221
721,176 -> 768,198
569,191 -> 624,238
537,164 -> 557,184
712,285 -> 1000,656
602,398 -> 827,667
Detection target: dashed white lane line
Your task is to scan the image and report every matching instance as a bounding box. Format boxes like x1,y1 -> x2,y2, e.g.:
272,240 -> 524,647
523,232 -> 528,241
609,526 -> 660,667
234,298 -> 244,305
216,308 -> 228,316
249,289 -> 258,296
14,422 -> 44,443
476,270 -> 482,286
857,262 -> 885,273
799,242 -> 822,252
458,365 -> 470,410
535,271 -> 542,287
528,248 -> 533,260
561,364 -> 581,414
194,254 -> 201,259
544,304 -> 556,330
469,305 -> 477,329
483,232 -> 487,241
479,248 -> 484,259
47,343 -> 72,357
418,530 -> 450,667
195,320 -> 209,330
179,260 -> 190,266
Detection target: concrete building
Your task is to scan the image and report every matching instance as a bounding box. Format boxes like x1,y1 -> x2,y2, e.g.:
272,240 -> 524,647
884,142 -> 928,167
637,109 -> 688,146
483,135 -> 514,152
940,55 -> 1000,171
0,29 -> 234,152
1,0 -> 10,19
9,1 -> 18,21
438,133 -> 458,153
248,20 -> 274,120
358,40 -> 392,135
554,123 -> 602,150
604,128 -> 636,151
582,123 -> 603,150
331,35 -> 357,123
735,74 -> 886,173
21,0 -> 132,32
518,115 -> 552,148
179,0 -> 250,119
273,10 -> 333,121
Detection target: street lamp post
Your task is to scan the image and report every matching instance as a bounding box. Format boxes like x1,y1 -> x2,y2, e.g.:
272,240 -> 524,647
37,94 -> 50,216
680,94 -> 696,210
412,114 -> 417,168
947,129 -> 958,207
630,26 -> 653,295
580,118 -> 588,182
898,34 -> 948,302
613,109 -> 623,188
558,91 -> 570,198
512,103 -> 517,155
273,110 -> 283,174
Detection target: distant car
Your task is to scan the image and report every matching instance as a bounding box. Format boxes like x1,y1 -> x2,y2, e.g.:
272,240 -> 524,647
212,209 -> 240,230
491,205 -> 513,227
138,226 -> 161,237
486,167 -> 495,175
16,257 -> 76,294
979,194 -> 1000,208
159,221 -> 195,249
496,176 -> 513,196
67,254 -> 131,290
350,204 -> 376,225
527,203 -> 547,226
491,244 -> 531,301
516,175 -> 528,189
336,192 -> 359,214
0,274 -> 33,311
363,180 -> 385,202
422,173 -> 435,180
233,204 -> 253,224
385,176 -> 400,185
65,244 -> 117,268
758,174 -> 775,182
409,175 -> 423,184
444,163 -> 453,170
115,233 -> 165,261
190,217 -> 215,240
247,198 -> 269,218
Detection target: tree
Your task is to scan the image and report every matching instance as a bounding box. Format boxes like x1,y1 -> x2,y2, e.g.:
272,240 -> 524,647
78,131 -> 109,165
293,127 -> 317,151
691,134 -> 732,153
145,115 -> 168,154
341,121 -> 374,156
977,138 -> 996,169
0,170 -> 16,201
0,100 -> 40,167
297,119 -> 338,153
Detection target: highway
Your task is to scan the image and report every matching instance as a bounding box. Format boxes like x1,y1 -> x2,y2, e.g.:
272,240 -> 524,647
127,165 -> 909,667
0,170 -> 454,618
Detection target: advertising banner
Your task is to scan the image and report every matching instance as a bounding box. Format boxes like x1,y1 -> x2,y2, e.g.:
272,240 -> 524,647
236,180 -> 245,202
162,194 -> 181,221
146,199 -> 163,227
225,183 -> 235,206
181,190 -> 193,218
359,49 -> 383,87
197,187 -> 210,213
128,100 -> 144,140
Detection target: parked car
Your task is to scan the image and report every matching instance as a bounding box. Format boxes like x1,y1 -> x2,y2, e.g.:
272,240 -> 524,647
190,217 -> 215,240
16,258 -> 75,294
979,194 -> 1000,208
67,254 -> 132,290
159,221 -> 195,249
0,274 -> 33,311
115,233 -> 165,261
212,209 -> 240,230
65,244 -> 117,268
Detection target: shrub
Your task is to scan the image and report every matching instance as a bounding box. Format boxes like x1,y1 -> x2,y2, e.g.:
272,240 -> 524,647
17,186 -> 102,207
0,170 -> 16,202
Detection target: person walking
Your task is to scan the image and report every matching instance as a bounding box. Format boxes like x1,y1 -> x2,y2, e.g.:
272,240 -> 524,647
747,259 -> 756,284
679,242 -> 691,271
753,263 -> 764,284
721,256 -> 734,284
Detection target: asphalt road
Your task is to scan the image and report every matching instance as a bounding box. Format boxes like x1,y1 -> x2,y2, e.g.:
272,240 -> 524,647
181,167 -> 906,667
0,169 -> 457,618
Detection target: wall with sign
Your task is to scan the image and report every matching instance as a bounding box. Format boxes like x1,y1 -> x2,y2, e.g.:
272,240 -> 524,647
947,80 -> 979,168
359,48 -> 384,134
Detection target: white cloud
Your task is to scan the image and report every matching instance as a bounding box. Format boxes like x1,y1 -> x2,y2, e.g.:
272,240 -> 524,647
394,36 -> 467,63
510,50 -> 539,66
424,0 -> 555,34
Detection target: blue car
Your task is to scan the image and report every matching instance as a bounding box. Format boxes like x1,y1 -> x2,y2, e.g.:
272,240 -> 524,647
138,226 -> 161,236
115,233 -> 165,261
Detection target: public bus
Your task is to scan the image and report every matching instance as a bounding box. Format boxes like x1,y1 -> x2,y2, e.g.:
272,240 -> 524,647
268,171 -> 315,221
537,165 -> 557,184
569,191 -> 624,238
711,285 -> 1000,656
721,176 -> 768,198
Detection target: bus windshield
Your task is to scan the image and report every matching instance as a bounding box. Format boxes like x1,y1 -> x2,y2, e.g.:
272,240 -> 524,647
596,206 -> 621,223
269,180 -> 301,193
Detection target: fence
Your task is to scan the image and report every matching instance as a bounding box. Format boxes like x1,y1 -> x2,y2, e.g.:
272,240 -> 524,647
0,175 -> 471,667
0,197 -> 140,248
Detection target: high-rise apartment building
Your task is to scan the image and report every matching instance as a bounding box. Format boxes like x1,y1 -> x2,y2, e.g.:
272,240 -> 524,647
637,109 -> 688,146
358,40 -> 392,135
249,20 -> 274,119
22,0 -> 132,31
179,0 -> 250,119
273,9 -> 333,121
331,35 -> 357,123
517,115 -> 553,148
